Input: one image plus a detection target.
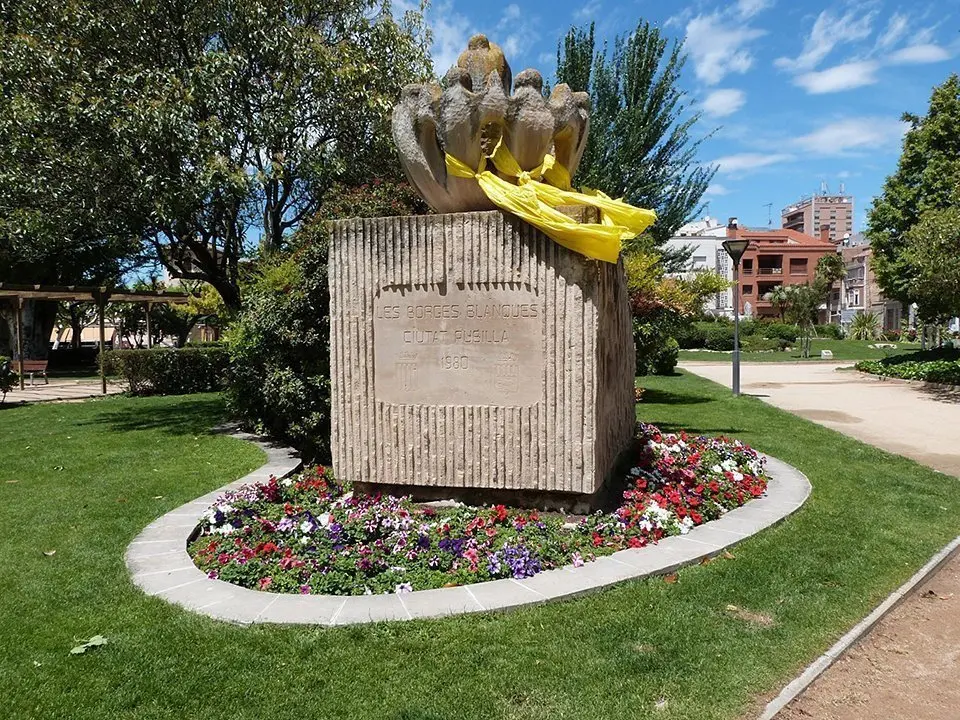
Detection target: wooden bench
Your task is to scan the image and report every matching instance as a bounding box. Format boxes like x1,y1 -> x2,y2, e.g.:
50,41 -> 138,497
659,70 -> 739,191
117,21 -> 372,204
19,359 -> 48,386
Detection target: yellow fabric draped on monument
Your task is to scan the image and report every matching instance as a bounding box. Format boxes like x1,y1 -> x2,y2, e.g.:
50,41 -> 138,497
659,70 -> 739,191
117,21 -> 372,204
444,143 -> 657,264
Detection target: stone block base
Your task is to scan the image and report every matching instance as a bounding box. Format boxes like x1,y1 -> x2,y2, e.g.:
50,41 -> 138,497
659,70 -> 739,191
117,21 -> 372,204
329,210 -> 635,496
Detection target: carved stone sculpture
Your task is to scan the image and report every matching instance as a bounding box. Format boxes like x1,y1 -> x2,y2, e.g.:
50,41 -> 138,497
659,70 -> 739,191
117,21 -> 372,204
392,34 -> 590,213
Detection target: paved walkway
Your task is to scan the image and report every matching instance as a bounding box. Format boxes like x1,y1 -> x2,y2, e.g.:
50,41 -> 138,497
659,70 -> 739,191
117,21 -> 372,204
2,378 -> 122,405
681,362 -> 960,479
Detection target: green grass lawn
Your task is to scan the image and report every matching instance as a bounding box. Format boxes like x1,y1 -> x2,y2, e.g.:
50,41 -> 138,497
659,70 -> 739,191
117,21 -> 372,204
2,382 -> 959,720
679,338 -> 922,363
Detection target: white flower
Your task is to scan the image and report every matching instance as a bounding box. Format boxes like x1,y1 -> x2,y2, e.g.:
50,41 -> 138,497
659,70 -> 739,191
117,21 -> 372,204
300,536 -> 310,545
733,472 -> 744,483
214,524 -> 235,536
679,517 -> 694,535
318,513 -> 331,528
300,520 -> 314,534
281,477 -> 294,487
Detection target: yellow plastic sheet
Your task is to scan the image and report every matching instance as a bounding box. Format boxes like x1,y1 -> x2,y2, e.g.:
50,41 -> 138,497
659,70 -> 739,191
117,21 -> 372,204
444,143 -> 657,264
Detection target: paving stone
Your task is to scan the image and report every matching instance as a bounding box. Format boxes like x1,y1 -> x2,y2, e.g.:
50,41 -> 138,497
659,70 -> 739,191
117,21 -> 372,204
255,593 -> 346,625
201,588 -> 280,625
133,566 -> 208,596
465,578 -> 544,612
331,593 -> 410,625
397,586 -> 483,619
126,548 -> 193,576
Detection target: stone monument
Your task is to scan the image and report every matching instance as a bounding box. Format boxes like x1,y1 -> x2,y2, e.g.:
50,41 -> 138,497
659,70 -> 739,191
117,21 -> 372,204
329,35 -> 654,503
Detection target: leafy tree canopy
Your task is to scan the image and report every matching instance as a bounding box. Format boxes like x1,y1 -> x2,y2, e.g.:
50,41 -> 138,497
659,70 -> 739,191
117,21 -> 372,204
0,0 -> 432,310
903,207 -> 960,323
556,21 -> 715,260
866,74 -> 960,305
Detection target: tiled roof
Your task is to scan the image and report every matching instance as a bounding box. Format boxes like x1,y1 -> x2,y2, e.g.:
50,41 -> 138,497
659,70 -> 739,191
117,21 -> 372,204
730,227 -> 836,248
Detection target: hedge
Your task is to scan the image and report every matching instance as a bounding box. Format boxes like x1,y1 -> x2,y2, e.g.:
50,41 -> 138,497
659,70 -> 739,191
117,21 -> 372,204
104,346 -> 229,396
856,349 -> 960,386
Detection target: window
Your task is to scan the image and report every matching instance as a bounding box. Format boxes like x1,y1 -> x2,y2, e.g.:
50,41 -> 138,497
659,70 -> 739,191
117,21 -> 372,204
789,257 -> 808,275
691,254 -> 708,269
743,284 -> 753,295
742,258 -> 754,274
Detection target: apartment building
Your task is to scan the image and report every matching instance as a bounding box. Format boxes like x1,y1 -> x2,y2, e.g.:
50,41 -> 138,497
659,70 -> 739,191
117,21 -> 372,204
781,193 -> 854,245
663,217 -> 735,316
725,219 -> 837,319
838,244 -> 901,331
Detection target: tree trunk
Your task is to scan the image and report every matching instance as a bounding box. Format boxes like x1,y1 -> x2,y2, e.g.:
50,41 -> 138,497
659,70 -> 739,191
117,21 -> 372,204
1,299 -> 58,360
70,306 -> 84,349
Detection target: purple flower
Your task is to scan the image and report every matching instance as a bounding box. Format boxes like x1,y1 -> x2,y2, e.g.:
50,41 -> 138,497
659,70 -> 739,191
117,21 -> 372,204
299,585 -> 311,594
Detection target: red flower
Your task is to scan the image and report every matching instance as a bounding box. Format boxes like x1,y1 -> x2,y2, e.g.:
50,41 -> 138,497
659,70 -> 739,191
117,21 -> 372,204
258,577 -> 273,590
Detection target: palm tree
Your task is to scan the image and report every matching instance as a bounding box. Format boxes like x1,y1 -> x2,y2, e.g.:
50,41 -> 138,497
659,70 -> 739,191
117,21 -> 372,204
849,311 -> 880,341
766,285 -> 790,321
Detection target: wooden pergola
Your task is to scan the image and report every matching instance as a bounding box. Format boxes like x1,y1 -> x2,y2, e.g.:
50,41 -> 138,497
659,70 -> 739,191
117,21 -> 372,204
0,283 -> 192,394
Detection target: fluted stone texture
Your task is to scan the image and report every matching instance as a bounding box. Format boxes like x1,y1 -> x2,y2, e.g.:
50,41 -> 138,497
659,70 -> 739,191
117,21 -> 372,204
329,210 -> 635,496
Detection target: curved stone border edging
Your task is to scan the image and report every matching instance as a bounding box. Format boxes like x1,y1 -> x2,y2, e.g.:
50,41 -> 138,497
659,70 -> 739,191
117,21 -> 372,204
125,438 -> 811,626
758,533 -> 960,720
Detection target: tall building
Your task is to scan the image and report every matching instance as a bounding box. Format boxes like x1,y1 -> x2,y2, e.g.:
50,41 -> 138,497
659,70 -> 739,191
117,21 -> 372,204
781,193 -> 854,244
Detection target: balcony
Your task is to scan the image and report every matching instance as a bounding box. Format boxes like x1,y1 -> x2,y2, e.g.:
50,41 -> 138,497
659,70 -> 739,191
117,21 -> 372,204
757,267 -> 783,275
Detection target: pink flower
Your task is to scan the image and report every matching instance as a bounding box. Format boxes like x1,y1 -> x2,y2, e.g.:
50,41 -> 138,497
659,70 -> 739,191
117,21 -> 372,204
258,577 -> 273,590
571,552 -> 584,568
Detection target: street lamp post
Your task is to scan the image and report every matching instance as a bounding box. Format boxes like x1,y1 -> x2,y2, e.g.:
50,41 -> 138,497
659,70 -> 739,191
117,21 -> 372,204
722,239 -> 751,397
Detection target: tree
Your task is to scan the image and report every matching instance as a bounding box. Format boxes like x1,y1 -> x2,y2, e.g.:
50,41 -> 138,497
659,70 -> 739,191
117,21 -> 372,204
903,207 -> 960,325
866,74 -> 960,306
782,284 -> 822,358
815,252 -> 846,323
0,0 -> 146,358
1,0 -> 432,313
555,21 -> 715,262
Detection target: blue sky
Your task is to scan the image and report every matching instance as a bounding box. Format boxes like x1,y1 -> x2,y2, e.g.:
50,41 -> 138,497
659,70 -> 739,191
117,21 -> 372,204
400,0 -> 959,233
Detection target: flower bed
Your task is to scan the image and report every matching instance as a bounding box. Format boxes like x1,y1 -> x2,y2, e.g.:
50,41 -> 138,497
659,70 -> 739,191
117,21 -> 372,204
857,349 -> 960,386
187,424 -> 768,595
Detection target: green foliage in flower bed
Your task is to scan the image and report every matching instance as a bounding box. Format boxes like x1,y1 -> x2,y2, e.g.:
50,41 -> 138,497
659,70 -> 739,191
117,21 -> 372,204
857,347 -> 960,385
0,355 -> 17,401
188,425 -> 768,595
104,346 -> 229,396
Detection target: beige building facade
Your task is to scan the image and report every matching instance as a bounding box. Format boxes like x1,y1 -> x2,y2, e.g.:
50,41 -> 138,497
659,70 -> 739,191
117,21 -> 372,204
782,194 -> 854,245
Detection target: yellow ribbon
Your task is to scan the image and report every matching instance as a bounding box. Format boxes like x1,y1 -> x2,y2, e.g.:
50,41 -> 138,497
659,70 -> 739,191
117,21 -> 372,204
444,143 -> 657,264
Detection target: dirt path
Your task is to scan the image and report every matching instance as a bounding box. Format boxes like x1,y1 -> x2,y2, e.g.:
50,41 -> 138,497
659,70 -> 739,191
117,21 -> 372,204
681,362 -> 960,478
778,551 -> 960,720
679,362 -> 960,719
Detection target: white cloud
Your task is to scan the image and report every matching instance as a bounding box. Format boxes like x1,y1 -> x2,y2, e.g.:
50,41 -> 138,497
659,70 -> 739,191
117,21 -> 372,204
664,7 -> 693,30
499,3 -> 521,25
793,117 -> 907,155
538,52 -> 554,65
702,89 -> 746,117
889,43 -> 951,64
736,0 -> 773,20
705,183 -> 731,196
795,60 -> 879,94
429,1 -> 473,74
876,12 -> 909,50
494,4 -> 540,64
574,0 -> 601,21
713,153 -> 794,174
775,7 -> 876,72
685,12 -> 766,85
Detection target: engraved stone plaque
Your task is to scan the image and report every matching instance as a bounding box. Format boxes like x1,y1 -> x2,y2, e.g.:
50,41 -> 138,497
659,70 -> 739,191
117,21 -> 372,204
373,284 -> 544,406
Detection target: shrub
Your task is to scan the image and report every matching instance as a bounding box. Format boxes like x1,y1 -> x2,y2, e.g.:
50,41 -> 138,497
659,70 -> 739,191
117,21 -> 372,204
0,356 -> 18,402
857,348 -> 960,385
634,321 -> 679,375
226,229 -> 331,462
674,323 -> 706,349
742,336 -> 786,353
703,326 -> 734,351
104,346 -> 229,396
814,323 -> 843,340
756,322 -> 799,343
